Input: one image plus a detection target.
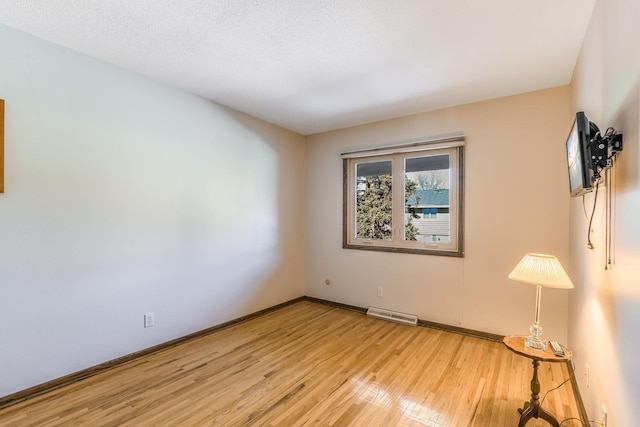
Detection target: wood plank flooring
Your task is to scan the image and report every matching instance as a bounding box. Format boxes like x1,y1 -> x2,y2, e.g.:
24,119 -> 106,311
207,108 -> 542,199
0,301 -> 583,426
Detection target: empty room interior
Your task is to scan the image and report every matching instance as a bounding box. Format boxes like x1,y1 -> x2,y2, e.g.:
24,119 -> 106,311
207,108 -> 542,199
0,1 -> 638,426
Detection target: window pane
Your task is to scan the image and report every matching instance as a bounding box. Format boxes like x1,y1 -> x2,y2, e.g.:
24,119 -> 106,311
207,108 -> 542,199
405,155 -> 451,243
356,160 -> 392,240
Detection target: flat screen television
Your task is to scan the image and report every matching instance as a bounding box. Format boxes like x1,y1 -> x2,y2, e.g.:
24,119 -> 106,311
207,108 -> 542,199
566,112 -> 593,197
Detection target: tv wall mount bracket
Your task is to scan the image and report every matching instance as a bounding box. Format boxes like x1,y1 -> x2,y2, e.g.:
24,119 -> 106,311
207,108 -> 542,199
588,121 -> 623,179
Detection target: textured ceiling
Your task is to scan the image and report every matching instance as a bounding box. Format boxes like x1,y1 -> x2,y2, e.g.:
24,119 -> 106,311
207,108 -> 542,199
0,1 -> 595,135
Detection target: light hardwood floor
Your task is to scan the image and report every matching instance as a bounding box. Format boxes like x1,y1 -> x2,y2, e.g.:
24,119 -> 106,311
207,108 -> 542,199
0,301 -> 583,426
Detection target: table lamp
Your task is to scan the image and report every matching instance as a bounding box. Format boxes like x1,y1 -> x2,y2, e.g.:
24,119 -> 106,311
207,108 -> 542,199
508,253 -> 574,350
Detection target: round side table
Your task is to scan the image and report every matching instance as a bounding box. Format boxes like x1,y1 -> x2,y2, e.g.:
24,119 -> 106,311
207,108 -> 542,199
503,335 -> 572,427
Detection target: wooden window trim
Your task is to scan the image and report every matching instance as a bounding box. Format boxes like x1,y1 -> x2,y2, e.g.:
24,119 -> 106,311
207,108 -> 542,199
342,143 -> 464,257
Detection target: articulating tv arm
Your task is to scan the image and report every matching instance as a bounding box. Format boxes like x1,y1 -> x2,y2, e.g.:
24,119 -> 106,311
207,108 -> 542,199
588,122 -> 623,179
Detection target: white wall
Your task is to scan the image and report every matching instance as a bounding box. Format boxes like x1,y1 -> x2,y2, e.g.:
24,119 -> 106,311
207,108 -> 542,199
0,25 -> 305,397
569,0 -> 640,425
305,87 -> 571,339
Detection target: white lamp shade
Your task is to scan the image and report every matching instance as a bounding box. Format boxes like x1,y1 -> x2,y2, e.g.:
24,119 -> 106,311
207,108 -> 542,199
508,253 -> 574,289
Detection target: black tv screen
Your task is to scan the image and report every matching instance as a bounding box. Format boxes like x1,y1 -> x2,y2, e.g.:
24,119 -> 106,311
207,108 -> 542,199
566,112 -> 593,197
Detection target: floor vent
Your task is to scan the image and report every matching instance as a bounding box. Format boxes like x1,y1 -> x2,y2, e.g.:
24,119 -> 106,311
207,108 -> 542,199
366,307 -> 418,326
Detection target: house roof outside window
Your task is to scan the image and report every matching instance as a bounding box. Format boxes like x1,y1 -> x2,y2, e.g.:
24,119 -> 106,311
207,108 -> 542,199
406,189 -> 449,208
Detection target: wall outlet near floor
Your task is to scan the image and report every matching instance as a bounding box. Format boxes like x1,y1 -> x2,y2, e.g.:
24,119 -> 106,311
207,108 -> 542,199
144,312 -> 155,328
601,404 -> 608,427
585,363 -> 590,388
377,286 -> 383,297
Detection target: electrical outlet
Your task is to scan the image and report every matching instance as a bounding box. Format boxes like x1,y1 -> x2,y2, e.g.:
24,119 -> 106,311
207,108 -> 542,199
585,363 -> 590,388
377,287 -> 383,297
144,312 -> 154,328
601,404 -> 608,427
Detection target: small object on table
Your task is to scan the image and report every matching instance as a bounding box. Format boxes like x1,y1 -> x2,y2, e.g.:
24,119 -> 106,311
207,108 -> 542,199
503,335 -> 572,427
550,340 -> 565,357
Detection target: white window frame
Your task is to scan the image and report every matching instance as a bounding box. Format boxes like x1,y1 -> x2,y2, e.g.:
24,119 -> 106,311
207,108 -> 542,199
342,135 -> 464,257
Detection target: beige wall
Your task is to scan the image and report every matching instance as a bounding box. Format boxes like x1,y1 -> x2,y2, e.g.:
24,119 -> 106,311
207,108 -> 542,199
569,0 -> 640,425
305,87 -> 571,339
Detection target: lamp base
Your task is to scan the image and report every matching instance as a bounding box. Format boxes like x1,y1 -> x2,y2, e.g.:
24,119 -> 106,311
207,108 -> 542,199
525,335 -> 548,351
525,322 -> 548,351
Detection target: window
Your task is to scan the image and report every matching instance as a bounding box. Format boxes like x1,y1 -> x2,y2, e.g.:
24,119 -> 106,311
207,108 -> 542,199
343,137 -> 464,257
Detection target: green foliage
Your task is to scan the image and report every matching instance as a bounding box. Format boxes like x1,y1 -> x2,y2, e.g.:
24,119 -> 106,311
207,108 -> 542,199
356,174 -> 393,239
355,174 -> 419,241
404,178 -> 419,241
